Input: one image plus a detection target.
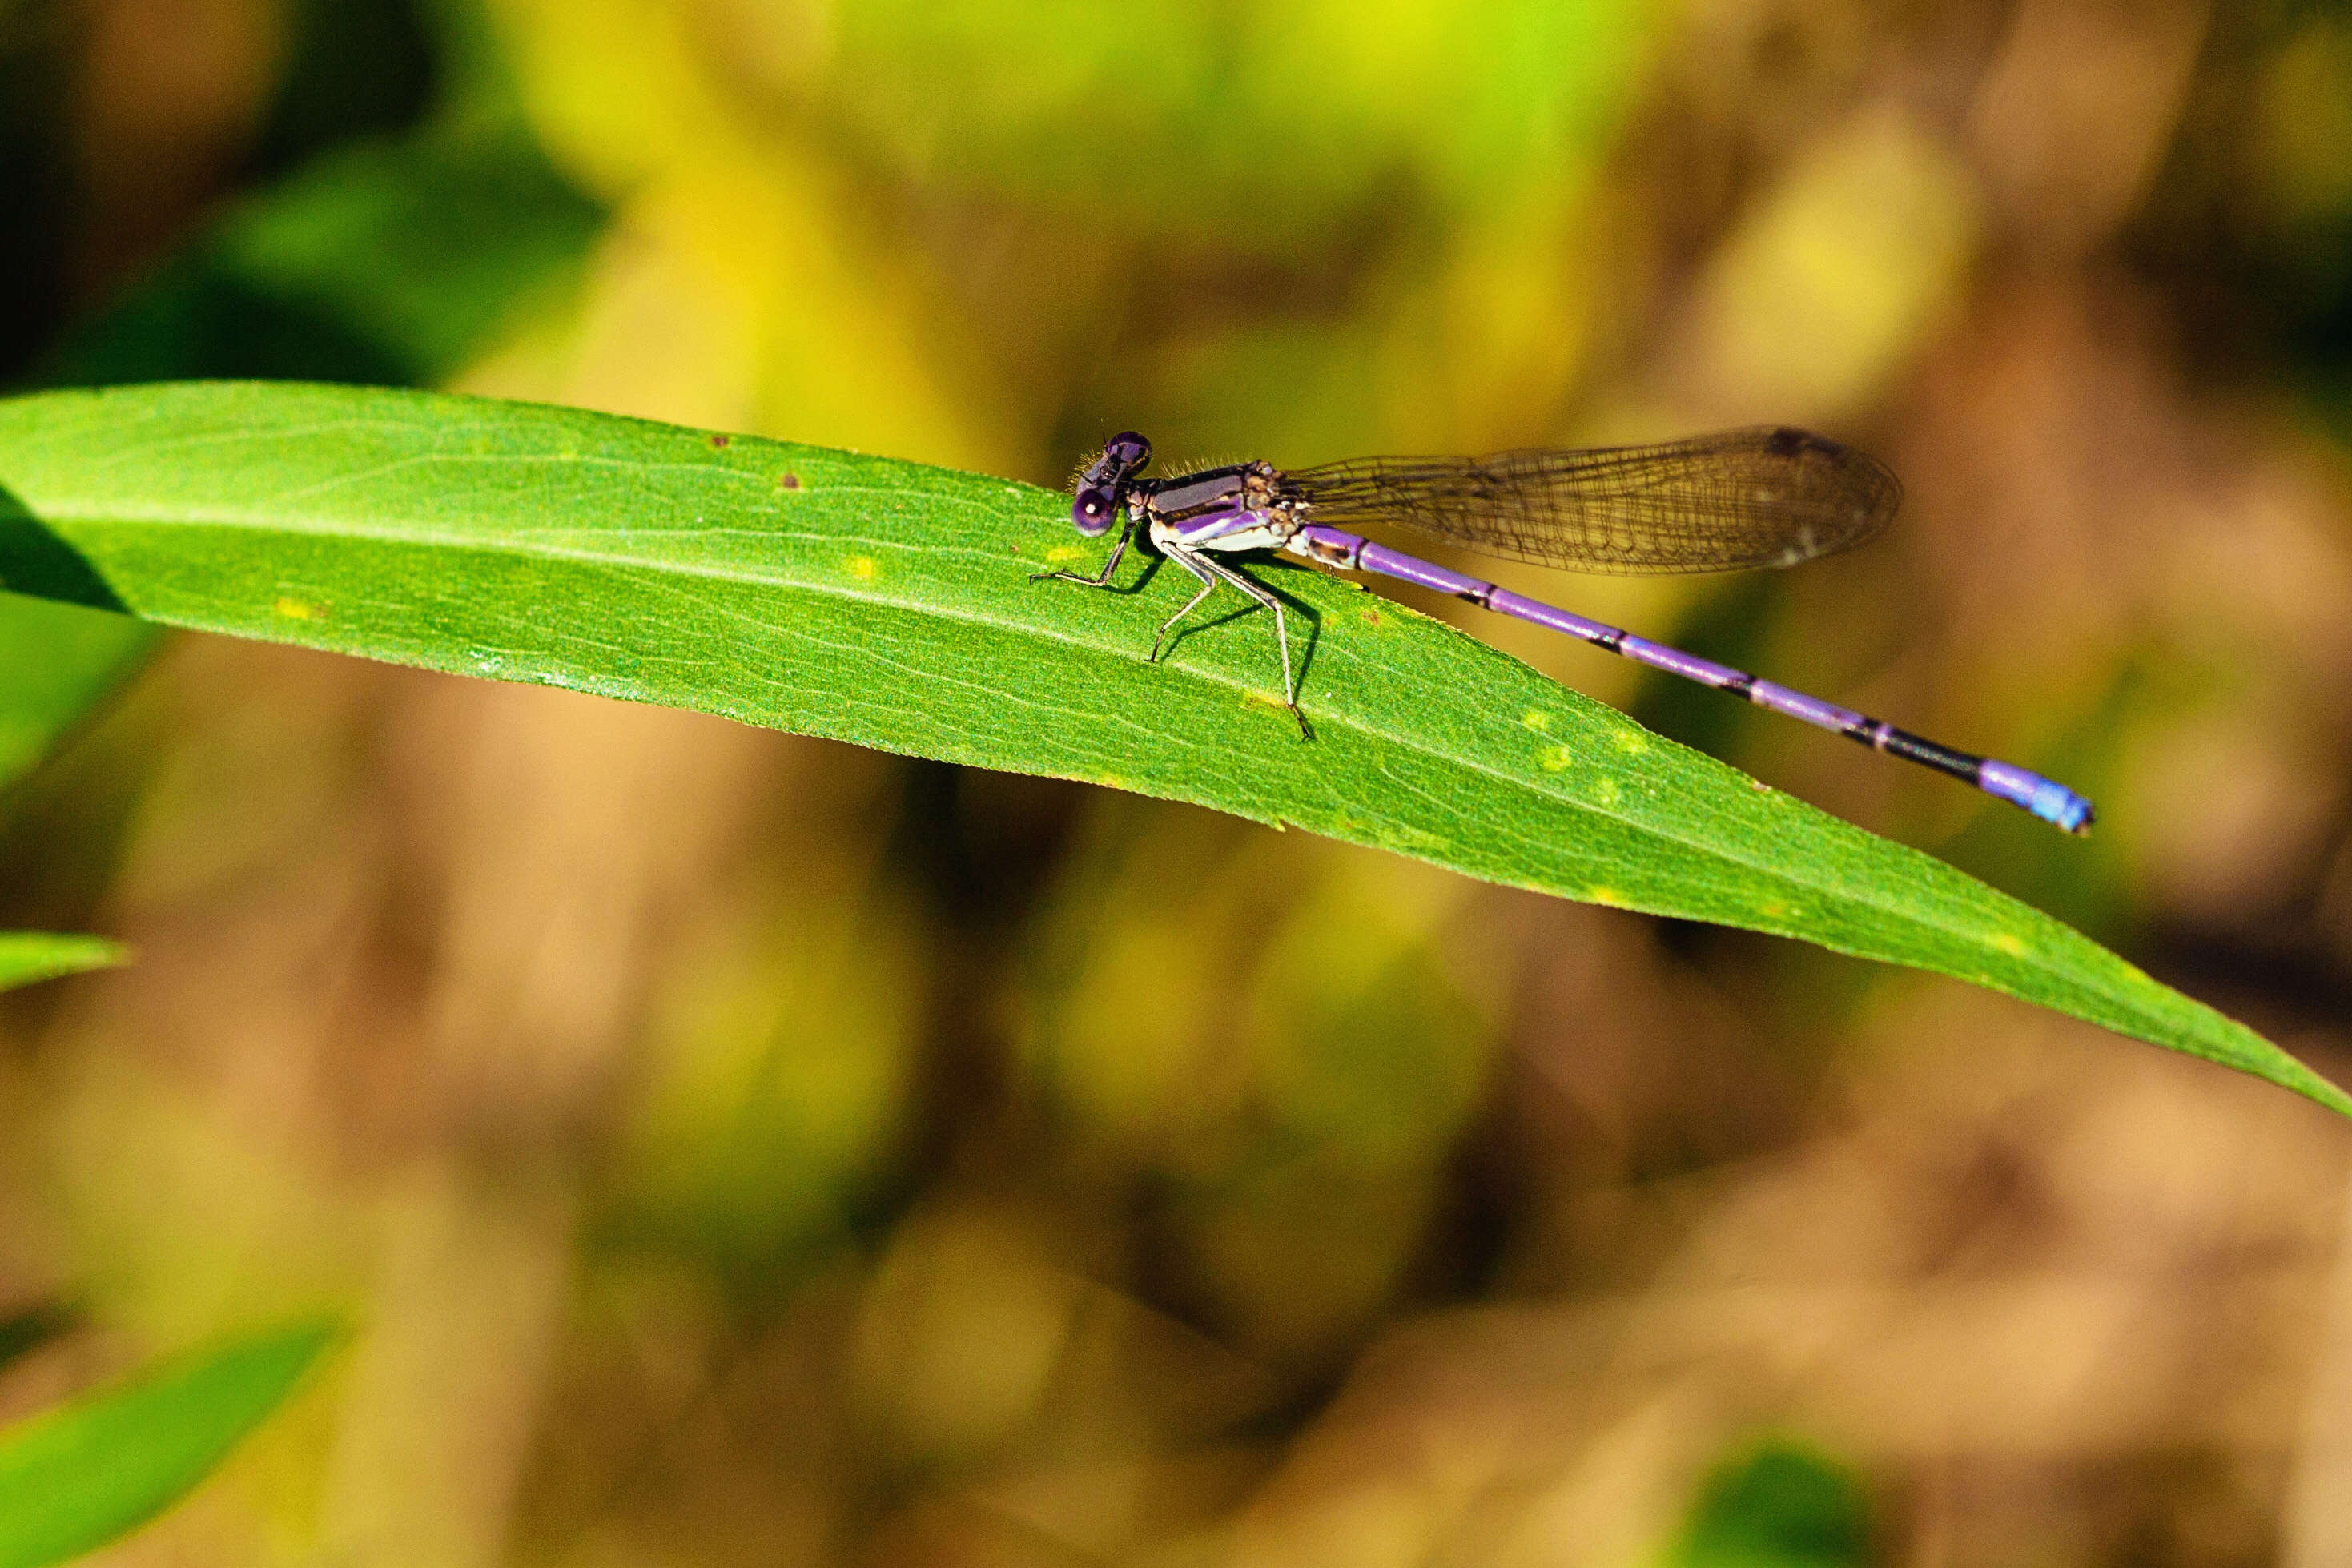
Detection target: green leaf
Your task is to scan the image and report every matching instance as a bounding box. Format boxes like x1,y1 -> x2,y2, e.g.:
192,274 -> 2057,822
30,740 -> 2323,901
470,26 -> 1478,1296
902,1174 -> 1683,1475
0,932 -> 123,994
0,596 -> 152,793
1667,1440 -> 1868,1568
0,380 -> 2341,1119
0,1320 -> 336,1568
42,119 -> 603,389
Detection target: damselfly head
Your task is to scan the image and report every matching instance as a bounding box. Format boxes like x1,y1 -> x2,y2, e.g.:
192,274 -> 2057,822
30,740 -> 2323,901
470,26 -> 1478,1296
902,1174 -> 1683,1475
1072,432 -> 1152,536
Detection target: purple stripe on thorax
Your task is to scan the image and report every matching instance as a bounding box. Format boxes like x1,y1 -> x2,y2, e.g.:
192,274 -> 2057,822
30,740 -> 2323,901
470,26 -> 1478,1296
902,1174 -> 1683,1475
1172,505 -> 1261,545
1148,465 -> 1256,517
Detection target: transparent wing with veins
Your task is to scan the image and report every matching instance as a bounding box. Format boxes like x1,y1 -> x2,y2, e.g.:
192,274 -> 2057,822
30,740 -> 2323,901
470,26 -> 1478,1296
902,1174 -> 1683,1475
1285,426 -> 1902,575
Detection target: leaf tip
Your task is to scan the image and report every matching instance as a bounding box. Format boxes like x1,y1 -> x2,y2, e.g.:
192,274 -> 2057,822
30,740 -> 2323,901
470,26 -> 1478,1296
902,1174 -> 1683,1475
0,934 -> 130,992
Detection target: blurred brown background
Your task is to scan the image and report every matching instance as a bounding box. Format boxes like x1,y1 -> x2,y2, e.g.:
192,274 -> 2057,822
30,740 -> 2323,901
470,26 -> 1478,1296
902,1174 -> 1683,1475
5,0 -> 2352,1562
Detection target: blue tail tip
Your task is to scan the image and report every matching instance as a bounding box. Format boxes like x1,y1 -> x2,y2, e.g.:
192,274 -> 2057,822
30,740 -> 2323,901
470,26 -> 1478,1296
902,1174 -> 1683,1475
2046,790 -> 2096,836
1981,762 -> 2096,836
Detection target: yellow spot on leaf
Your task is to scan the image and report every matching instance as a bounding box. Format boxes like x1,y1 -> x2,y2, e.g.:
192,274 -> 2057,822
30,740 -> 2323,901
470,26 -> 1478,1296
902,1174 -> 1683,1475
1989,932 -> 2027,956
1046,545 -> 1086,563
842,555 -> 878,581
1522,710 -> 1550,732
273,597 -> 322,621
1590,778 -> 1621,806
1585,886 -> 1628,907
1538,746 -> 1574,772
1613,730 -> 1648,754
1096,772 -> 1124,790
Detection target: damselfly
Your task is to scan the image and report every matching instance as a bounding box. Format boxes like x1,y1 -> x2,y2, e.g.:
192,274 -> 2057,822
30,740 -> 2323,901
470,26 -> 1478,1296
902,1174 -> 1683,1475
1034,428 -> 2093,834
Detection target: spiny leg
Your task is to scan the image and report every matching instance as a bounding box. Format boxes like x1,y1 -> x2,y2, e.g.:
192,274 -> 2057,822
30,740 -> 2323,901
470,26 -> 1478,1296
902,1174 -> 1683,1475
1148,548 -> 1222,663
1029,520 -> 1134,589
1193,550 -> 1309,738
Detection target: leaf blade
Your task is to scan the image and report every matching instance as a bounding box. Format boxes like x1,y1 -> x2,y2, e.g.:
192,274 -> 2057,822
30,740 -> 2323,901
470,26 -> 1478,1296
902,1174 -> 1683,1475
0,380 -> 2338,1118
0,1320 -> 336,1568
0,597 -> 152,793
1670,1438 -> 1870,1568
0,933 -> 123,995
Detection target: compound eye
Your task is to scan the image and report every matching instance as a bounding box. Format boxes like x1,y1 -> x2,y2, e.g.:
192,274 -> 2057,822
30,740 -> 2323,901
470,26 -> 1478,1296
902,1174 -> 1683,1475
1072,486 -> 1116,536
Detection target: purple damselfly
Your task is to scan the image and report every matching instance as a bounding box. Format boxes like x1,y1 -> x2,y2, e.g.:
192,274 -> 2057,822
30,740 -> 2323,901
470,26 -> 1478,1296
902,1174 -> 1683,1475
1035,428 -> 2094,835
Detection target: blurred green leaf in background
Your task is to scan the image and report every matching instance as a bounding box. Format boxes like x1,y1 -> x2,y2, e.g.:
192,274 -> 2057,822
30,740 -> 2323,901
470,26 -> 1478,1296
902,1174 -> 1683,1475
1667,1440 -> 1871,1568
0,931 -> 120,993
42,119 -> 601,389
0,1321 -> 336,1568
0,597 -> 147,793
